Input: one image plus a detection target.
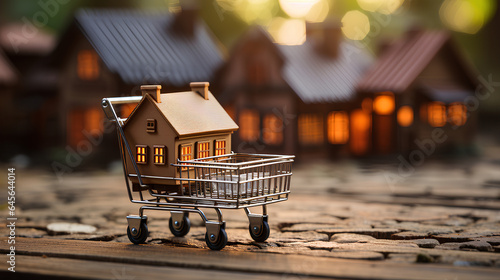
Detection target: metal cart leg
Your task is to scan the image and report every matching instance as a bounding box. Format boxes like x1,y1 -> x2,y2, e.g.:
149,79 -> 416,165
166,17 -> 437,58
245,206 -> 270,242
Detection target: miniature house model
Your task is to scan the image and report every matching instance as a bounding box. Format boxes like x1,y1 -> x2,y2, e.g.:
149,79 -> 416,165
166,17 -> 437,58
122,82 -> 238,190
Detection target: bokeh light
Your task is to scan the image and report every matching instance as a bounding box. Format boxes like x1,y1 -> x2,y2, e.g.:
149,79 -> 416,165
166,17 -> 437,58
341,10 -> 370,40
305,0 -> 330,22
279,0 -> 320,18
357,0 -> 404,14
439,0 -> 495,34
268,17 -> 306,45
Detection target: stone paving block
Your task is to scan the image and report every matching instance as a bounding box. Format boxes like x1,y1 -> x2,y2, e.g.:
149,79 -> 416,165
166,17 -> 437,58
302,241 -> 341,250
328,251 -> 385,260
317,228 -> 400,239
435,243 -> 464,251
432,232 -> 488,243
47,223 -> 97,235
280,223 -> 357,232
477,236 -> 500,246
392,231 -> 429,240
459,240 -> 494,252
330,233 -> 376,243
17,228 -> 47,238
410,239 -> 440,248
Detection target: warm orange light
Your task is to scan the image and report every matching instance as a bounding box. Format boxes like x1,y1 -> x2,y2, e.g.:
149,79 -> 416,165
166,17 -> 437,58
263,114 -> 283,145
298,113 -> 324,145
373,93 -> 395,115
448,102 -> 467,126
154,146 -> 165,165
397,106 -> 414,127
77,50 -> 99,80
122,104 -> 136,118
197,142 -> 210,159
327,111 -> 349,144
428,102 -> 446,127
215,140 -> 226,156
350,109 -> 371,155
239,109 -> 260,141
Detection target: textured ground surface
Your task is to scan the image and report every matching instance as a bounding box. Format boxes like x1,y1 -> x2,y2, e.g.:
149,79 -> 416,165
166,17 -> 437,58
1,142 -> 500,278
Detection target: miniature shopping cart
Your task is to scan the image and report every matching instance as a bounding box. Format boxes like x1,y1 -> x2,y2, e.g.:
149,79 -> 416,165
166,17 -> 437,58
101,90 -> 294,250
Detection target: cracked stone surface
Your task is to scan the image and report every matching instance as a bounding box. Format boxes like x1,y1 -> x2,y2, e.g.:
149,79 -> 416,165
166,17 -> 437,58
1,154 -> 500,270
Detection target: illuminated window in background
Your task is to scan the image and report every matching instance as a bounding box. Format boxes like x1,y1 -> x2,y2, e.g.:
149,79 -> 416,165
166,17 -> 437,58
214,140 -> 226,156
121,104 -> 136,118
373,93 -> 395,115
67,107 -> 103,147
397,106 -> 414,127
179,144 -> 193,170
136,146 -> 147,164
224,105 -> 236,121
77,50 -> 99,80
197,141 -> 210,159
239,109 -> 260,141
427,102 -> 446,127
448,102 -> 467,126
84,107 -> 103,136
263,114 -> 283,145
350,109 -> 371,155
327,111 -> 349,144
298,114 -> 323,145
153,146 -> 165,165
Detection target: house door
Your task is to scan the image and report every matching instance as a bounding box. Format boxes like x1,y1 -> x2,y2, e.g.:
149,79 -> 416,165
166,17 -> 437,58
349,109 -> 371,155
372,93 -> 395,154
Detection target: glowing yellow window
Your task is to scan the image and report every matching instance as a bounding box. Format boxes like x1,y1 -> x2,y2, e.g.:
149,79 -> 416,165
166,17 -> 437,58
448,102 -> 467,126
179,144 -> 193,170
263,114 -> 283,145
77,50 -> 99,80
136,146 -> 147,164
239,109 -> 260,141
327,111 -> 349,144
397,106 -> 414,127
197,141 -> 210,159
214,140 -> 226,156
298,113 -> 324,145
153,146 -> 166,165
427,102 -> 446,127
373,92 -> 395,115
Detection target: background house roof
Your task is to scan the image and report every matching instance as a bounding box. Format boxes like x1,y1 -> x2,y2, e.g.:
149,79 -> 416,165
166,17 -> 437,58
357,30 -> 451,93
139,91 -> 238,137
75,9 -> 224,87
279,41 -> 373,103
0,49 -> 17,85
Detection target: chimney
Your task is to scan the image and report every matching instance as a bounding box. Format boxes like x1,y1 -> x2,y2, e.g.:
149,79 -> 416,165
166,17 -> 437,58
171,4 -> 198,37
190,82 -> 209,100
306,19 -> 343,58
141,85 -> 162,103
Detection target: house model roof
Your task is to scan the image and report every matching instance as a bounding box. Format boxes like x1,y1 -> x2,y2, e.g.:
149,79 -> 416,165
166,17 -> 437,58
357,30 -> 453,93
75,9 -> 224,87
126,89 -> 239,137
279,41 -> 373,103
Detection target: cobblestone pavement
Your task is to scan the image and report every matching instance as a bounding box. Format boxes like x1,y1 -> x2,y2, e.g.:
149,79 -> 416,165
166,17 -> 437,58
1,145 -> 500,274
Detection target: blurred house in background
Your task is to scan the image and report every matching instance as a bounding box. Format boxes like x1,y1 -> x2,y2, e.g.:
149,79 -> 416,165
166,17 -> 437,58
0,50 -> 19,154
48,8 -> 224,156
216,21 -> 373,159
357,29 -> 478,156
217,25 -> 478,158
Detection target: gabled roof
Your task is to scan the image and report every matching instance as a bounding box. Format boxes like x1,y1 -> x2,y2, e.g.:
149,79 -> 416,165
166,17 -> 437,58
125,90 -> 238,137
278,41 -> 373,103
0,49 -> 17,85
357,30 -> 453,93
75,9 -> 224,87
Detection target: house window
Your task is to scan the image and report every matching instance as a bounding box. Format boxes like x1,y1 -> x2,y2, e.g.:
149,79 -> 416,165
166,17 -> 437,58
77,50 -> 99,80
448,102 -> 467,126
427,102 -> 446,127
179,144 -> 193,170
239,109 -> 260,141
153,146 -> 166,165
146,119 -> 156,133
136,145 -> 147,164
298,113 -> 324,145
327,111 -> 349,144
263,113 -> 283,145
397,106 -> 414,127
373,92 -> 395,115
214,140 -> 226,156
197,141 -> 210,159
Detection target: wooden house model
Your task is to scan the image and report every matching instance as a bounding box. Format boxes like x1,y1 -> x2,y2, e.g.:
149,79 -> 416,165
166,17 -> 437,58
122,82 -> 238,190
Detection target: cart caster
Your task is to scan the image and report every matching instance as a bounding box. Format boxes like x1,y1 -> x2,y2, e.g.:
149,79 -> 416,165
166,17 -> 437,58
169,212 -> 191,237
127,215 -> 148,244
249,220 -> 270,242
205,228 -> 227,250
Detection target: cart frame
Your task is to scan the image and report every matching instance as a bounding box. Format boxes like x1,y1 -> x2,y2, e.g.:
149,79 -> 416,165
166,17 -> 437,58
102,96 -> 294,250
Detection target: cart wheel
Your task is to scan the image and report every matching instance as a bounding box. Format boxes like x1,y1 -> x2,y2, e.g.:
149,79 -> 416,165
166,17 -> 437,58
169,216 -> 191,237
205,228 -> 227,250
249,220 -> 270,242
127,223 -> 148,244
